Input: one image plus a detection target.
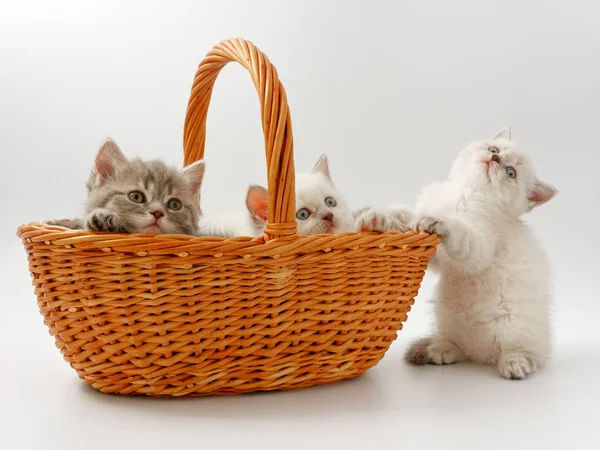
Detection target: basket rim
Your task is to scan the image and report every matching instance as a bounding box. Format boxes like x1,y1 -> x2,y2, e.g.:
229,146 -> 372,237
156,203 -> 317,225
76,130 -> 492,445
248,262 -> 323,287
17,222 -> 441,257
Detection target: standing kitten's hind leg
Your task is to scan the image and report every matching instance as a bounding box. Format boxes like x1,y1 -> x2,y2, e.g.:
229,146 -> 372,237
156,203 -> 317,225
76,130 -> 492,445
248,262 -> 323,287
405,336 -> 464,365
405,337 -> 432,365
497,352 -> 538,380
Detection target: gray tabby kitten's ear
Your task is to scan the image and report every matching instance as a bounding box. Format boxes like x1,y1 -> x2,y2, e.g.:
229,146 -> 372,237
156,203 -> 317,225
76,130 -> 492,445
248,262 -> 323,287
527,179 -> 557,211
313,154 -> 332,183
182,159 -> 206,196
492,127 -> 512,140
95,138 -> 127,183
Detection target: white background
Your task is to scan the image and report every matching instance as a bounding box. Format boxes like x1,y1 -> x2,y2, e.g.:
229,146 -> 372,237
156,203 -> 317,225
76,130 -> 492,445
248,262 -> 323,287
1,1 -> 599,449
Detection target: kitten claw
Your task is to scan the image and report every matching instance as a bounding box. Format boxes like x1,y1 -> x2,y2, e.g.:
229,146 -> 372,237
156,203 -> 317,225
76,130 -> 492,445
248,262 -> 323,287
354,208 -> 391,232
86,211 -> 122,232
498,354 -> 537,380
389,218 -> 410,233
387,205 -> 413,231
415,216 -> 448,237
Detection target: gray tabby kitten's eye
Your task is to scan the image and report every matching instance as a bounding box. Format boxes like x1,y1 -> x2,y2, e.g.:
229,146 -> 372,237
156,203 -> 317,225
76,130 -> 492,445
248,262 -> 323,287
505,167 -> 517,179
324,197 -> 337,207
296,208 -> 310,220
128,190 -> 146,203
167,198 -> 182,211
488,146 -> 500,154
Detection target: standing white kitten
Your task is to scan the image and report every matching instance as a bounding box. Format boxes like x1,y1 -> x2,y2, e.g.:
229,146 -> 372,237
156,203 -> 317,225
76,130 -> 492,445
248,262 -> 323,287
405,128 -> 557,380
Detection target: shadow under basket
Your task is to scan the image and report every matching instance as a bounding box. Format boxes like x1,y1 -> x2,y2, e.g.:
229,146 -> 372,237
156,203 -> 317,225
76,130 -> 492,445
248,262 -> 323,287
16,38 -> 440,397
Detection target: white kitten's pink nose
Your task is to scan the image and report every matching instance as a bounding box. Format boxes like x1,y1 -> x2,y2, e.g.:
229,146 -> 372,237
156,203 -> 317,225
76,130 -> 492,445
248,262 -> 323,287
490,154 -> 501,164
321,212 -> 333,223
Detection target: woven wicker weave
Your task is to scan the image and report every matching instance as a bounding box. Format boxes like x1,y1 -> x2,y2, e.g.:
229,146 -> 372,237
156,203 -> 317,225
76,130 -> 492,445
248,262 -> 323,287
17,38 -> 440,396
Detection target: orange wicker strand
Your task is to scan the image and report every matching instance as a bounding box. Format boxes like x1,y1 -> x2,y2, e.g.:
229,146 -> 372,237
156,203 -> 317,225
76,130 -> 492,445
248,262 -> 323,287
16,38 -> 440,397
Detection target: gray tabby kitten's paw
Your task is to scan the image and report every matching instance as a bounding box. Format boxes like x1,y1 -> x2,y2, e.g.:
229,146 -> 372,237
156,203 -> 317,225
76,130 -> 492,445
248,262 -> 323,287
86,211 -> 126,233
415,216 -> 449,237
46,218 -> 85,230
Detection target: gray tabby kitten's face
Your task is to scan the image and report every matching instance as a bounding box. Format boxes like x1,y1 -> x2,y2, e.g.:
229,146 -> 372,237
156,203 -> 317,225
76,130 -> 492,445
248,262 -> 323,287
86,139 -> 205,235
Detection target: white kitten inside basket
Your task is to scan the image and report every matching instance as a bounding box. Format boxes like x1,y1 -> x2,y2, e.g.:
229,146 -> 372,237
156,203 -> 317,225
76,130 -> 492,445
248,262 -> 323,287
199,154 -> 413,238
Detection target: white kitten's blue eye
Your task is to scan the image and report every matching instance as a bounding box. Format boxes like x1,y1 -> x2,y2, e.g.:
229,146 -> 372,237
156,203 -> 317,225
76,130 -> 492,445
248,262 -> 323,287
167,198 -> 182,211
296,208 -> 310,220
324,197 -> 337,207
128,190 -> 146,204
488,146 -> 500,154
505,167 -> 517,179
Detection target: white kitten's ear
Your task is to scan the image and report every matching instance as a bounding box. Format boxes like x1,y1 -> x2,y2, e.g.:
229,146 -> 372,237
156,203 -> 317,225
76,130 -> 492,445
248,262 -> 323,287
313,154 -> 332,182
246,185 -> 268,222
182,159 -> 206,196
527,179 -> 557,210
95,138 -> 127,182
492,127 -> 511,140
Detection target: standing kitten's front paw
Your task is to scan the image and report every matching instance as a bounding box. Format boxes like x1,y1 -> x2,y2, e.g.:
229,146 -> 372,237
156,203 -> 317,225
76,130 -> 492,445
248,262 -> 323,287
86,211 -> 123,232
415,216 -> 449,237
497,353 -> 538,380
354,208 -> 391,232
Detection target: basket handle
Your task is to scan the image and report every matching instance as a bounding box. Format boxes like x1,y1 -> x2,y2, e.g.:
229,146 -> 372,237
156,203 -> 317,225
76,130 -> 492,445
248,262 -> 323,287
183,38 -> 296,241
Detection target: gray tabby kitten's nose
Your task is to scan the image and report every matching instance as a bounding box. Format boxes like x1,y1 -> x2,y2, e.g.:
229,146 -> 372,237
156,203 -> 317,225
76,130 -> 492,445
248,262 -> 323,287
151,210 -> 164,220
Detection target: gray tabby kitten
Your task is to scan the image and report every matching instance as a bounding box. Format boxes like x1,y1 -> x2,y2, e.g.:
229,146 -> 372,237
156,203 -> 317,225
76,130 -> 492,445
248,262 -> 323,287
48,139 -> 205,235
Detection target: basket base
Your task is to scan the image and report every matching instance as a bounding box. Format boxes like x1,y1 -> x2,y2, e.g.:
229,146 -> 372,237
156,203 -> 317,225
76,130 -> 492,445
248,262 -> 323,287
71,349 -> 390,397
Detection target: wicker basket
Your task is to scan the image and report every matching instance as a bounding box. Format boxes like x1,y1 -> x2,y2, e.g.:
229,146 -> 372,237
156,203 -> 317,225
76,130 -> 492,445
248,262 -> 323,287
16,38 -> 440,396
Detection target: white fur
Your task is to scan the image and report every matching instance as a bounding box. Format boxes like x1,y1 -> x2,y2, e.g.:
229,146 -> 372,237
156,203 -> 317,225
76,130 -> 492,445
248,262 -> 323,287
197,212 -> 260,238
354,204 -> 413,232
239,155 -> 356,237
406,129 -> 557,380
293,170 -> 354,235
